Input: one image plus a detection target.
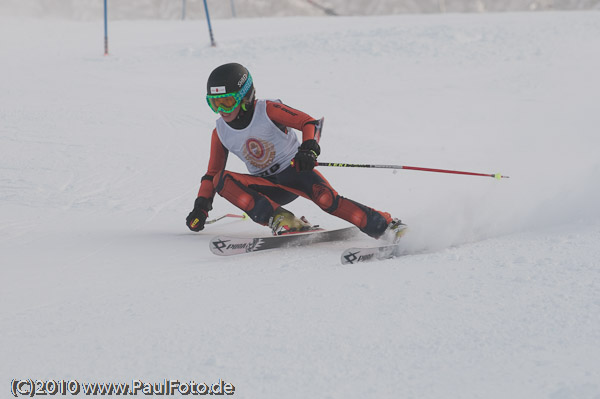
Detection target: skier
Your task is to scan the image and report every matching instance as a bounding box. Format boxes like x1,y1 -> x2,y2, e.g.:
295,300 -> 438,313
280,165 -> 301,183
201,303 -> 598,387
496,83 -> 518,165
186,62 -> 406,241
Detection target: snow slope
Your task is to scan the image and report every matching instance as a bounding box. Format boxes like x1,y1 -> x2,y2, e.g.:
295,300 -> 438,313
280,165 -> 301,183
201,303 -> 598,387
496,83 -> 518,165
1,11 -> 600,399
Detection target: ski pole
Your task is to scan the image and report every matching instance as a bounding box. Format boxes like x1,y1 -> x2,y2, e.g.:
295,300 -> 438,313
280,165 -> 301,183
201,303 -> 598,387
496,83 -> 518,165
316,162 -> 509,179
206,213 -> 248,225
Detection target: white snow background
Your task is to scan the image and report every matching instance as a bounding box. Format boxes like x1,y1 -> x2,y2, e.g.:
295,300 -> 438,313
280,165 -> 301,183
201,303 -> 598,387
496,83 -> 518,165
1,9 -> 600,399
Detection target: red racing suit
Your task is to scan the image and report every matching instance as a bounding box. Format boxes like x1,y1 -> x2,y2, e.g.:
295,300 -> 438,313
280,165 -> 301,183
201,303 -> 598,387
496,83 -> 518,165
196,100 -> 393,238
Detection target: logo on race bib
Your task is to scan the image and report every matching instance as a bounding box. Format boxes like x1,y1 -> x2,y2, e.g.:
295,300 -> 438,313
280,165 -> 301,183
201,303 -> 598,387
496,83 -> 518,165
243,138 -> 276,170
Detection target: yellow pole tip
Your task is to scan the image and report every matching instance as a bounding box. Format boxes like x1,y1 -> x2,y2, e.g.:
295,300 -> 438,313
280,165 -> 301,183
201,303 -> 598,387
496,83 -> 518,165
494,173 -> 502,180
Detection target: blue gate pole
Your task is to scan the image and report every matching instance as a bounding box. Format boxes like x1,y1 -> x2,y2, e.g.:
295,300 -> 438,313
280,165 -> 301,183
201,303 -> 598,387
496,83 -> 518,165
103,0 -> 108,55
230,0 -> 236,17
182,0 -> 186,20
203,0 -> 216,47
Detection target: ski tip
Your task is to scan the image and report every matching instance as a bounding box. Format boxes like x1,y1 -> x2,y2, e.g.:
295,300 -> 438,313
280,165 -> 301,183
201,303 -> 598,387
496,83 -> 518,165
340,244 -> 403,265
341,248 -> 382,264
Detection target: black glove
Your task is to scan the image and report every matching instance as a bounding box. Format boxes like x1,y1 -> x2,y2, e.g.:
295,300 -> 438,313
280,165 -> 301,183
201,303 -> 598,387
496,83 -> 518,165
186,197 -> 213,232
292,139 -> 321,171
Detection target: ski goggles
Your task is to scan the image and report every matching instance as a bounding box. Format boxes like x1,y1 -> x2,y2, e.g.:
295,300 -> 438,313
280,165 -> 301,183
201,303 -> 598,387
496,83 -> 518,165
206,74 -> 253,114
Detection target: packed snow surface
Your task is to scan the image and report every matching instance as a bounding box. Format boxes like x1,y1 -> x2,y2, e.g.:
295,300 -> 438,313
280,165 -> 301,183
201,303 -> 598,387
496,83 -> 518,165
1,11 -> 600,399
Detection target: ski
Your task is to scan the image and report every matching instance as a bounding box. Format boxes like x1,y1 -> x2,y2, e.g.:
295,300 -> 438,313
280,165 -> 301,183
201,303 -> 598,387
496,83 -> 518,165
210,226 -> 360,256
340,243 -> 404,264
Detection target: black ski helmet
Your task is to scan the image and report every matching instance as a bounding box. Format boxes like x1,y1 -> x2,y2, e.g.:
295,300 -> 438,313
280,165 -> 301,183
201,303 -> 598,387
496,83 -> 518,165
206,63 -> 255,112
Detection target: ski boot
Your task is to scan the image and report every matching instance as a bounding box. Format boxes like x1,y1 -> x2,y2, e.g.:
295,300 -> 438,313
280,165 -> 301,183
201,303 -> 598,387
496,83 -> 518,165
269,207 -> 315,236
382,218 -> 408,243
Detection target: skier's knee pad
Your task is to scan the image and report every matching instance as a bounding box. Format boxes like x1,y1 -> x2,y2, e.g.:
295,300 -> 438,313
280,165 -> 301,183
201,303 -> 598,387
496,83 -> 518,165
216,172 -> 274,225
217,173 -> 255,211
312,184 -> 339,213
